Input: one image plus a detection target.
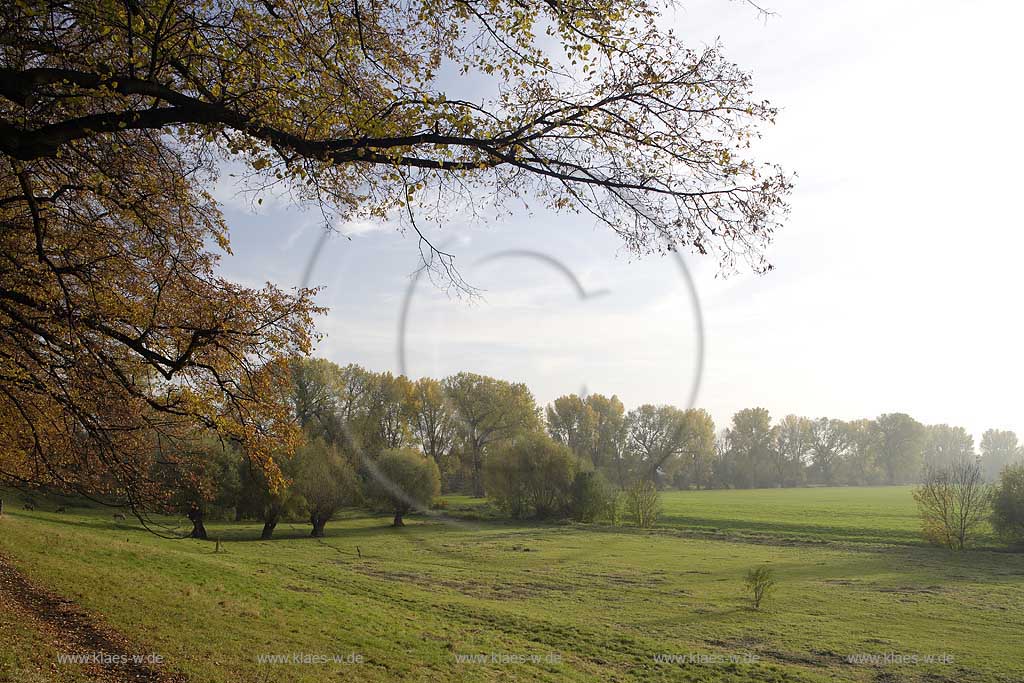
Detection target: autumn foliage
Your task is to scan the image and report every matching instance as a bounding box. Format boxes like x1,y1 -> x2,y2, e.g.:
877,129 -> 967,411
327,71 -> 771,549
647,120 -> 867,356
1,0 -> 790,508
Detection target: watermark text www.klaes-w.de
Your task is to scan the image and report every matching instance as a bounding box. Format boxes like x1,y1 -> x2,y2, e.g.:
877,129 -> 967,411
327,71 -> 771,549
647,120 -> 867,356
255,652 -> 365,665
846,652 -> 955,665
653,652 -> 760,665
454,652 -> 562,665
57,652 -> 164,666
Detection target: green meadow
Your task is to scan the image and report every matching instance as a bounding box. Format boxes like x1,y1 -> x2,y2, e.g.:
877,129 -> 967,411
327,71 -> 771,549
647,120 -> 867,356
1,487 -> 1022,683
659,486 -> 939,545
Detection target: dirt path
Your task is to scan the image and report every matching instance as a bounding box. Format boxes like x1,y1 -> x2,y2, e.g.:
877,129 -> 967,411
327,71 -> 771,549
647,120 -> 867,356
0,552 -> 187,683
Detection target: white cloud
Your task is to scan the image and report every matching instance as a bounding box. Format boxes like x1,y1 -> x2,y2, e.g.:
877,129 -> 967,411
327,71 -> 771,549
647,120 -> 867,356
337,219 -> 386,237
213,0 -> 1024,444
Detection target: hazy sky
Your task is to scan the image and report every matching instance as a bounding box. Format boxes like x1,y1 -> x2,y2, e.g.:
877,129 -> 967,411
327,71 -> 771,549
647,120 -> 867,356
215,0 -> 1024,444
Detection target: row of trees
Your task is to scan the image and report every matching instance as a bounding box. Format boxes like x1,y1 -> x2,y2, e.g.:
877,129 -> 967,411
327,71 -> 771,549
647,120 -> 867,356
160,358 -> 540,538
160,434 -> 441,540
163,359 -> 457,539
285,359 -> 540,497
546,398 -> 1021,490
167,358 -> 1023,536
169,360 -> 687,534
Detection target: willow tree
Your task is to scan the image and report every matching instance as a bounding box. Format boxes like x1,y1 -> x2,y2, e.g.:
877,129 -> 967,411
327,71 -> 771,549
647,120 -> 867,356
0,0 -> 790,505
443,372 -> 540,496
625,404 -> 713,487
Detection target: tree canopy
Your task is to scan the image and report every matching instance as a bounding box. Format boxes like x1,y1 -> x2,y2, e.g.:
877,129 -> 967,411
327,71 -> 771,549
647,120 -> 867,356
0,0 -> 790,506
365,447 -> 441,526
2,0 -> 790,267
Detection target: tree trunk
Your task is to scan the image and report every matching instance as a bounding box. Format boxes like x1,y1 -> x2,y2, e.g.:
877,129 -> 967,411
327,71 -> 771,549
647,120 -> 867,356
234,508 -> 243,522
472,450 -> 485,497
393,511 -> 405,527
310,514 -> 326,538
261,506 -> 280,540
650,468 -> 662,489
190,519 -> 207,540
188,506 -> 207,540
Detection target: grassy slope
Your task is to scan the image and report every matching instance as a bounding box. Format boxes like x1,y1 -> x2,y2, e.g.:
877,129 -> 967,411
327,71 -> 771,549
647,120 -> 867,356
0,586 -> 88,683
0,489 -> 1022,683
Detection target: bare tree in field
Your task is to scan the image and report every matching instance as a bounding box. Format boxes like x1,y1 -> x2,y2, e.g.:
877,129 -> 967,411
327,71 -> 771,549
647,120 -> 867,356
912,458 -> 991,550
625,480 -> 661,529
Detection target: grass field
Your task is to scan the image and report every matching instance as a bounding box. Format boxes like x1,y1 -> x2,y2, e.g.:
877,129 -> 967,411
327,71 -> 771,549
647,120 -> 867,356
659,487 -> 949,546
1,487 -> 1023,683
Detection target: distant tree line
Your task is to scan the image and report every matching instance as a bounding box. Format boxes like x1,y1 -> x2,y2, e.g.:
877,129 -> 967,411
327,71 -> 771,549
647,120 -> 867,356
164,358 -> 1024,537
546,397 -> 1021,491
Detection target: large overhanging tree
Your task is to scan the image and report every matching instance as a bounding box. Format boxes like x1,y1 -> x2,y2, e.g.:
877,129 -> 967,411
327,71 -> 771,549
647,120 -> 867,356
0,0 -> 791,507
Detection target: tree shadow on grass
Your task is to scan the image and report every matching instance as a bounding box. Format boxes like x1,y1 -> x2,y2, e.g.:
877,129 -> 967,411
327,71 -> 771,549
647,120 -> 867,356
655,513 -> 924,545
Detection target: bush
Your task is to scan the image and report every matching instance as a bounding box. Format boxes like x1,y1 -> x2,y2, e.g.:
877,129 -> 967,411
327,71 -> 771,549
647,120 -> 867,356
604,488 -> 622,526
912,458 -> 991,550
991,463 -> 1024,547
624,480 -> 660,528
365,448 -> 441,526
745,565 -> 776,610
484,432 -> 576,519
569,471 -> 616,523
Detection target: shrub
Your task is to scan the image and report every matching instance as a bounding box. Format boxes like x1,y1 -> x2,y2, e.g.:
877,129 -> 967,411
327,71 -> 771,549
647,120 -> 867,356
483,446 -> 528,518
365,448 -> 441,526
913,458 -> 991,550
569,471 -> 616,523
625,479 -> 660,528
745,565 -> 776,610
484,432 -> 576,519
991,463 -> 1024,547
604,488 -> 622,526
